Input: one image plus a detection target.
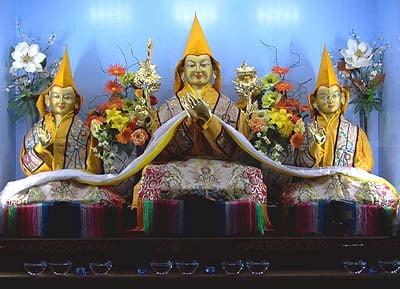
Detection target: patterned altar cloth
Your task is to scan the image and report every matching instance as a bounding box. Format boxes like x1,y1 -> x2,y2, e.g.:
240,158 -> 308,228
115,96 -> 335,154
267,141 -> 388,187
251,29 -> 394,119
135,159 -> 271,235
282,175 -> 399,236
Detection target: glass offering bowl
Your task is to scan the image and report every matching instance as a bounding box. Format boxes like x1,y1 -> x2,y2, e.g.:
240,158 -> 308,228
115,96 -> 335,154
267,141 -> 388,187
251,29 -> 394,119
24,261 -> 47,276
246,260 -> 270,274
49,260 -> 73,275
378,259 -> 400,274
89,260 -> 113,275
343,259 -> 367,274
221,260 -> 244,275
175,260 -> 199,275
150,260 -> 173,275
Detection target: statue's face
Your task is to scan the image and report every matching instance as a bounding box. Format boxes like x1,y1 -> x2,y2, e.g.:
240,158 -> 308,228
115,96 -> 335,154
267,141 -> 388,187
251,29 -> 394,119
46,86 -> 77,116
315,85 -> 344,116
183,54 -> 213,88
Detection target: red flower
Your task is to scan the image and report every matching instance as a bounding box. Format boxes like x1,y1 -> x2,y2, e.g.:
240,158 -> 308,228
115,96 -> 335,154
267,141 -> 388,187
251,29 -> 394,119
290,114 -> 300,124
127,119 -> 137,131
105,80 -> 123,94
275,98 -> 301,113
150,95 -> 158,106
107,64 -> 126,77
290,133 -> 305,149
275,82 -> 293,94
98,96 -> 123,113
85,113 -> 105,127
272,65 -> 289,76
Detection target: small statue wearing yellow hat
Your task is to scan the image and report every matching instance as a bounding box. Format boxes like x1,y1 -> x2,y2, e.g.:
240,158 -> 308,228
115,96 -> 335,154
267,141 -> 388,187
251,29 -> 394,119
20,50 -> 102,175
283,46 -> 398,220
296,46 -> 373,171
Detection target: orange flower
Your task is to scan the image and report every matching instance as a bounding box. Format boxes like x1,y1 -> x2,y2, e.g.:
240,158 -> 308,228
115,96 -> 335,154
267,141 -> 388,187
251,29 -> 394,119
249,117 -> 265,133
105,80 -> 123,94
116,127 -> 133,144
290,114 -> 300,124
290,132 -> 305,149
275,98 -> 301,113
107,64 -> 126,76
98,96 -> 123,113
272,65 -> 289,75
131,128 -> 149,147
275,82 -> 293,94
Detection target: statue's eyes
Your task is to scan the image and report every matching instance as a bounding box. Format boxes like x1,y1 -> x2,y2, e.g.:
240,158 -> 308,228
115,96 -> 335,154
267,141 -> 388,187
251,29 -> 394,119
201,63 -> 210,68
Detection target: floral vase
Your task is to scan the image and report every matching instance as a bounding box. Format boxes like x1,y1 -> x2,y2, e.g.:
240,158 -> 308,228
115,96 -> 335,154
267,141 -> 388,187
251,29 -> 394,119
359,108 -> 370,137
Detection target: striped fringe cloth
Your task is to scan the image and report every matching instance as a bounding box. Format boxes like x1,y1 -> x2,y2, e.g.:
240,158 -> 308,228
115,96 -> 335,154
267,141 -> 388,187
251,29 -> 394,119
140,199 -> 271,236
2,201 -> 126,238
284,201 -> 395,236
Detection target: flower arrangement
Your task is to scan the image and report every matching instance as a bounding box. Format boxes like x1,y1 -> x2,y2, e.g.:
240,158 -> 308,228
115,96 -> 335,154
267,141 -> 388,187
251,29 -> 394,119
86,40 -> 161,170
337,31 -> 390,115
248,65 -> 308,162
7,21 -> 58,122
233,47 -> 309,163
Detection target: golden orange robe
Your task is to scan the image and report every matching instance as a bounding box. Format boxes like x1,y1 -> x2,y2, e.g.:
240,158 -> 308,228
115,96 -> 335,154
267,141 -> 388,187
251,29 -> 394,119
20,112 -> 102,175
296,111 -> 374,171
155,84 -> 249,162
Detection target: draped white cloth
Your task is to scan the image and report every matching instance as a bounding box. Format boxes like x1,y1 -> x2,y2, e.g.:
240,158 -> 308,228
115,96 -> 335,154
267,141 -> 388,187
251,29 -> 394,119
1,111 -> 396,205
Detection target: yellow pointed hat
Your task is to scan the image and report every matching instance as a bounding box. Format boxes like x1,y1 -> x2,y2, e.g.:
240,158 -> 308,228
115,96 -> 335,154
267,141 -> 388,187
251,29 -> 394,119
174,15 -> 221,93
308,45 -> 349,116
36,49 -> 83,117
315,45 -> 339,89
183,14 -> 212,57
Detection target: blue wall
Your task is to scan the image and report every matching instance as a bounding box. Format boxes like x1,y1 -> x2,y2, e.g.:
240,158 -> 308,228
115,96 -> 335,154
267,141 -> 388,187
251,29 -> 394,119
377,1 -> 400,189
2,0 -> 397,187
0,0 -> 15,188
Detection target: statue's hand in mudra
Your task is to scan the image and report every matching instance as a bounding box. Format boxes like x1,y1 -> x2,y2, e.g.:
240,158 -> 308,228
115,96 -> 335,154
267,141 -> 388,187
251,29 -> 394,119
37,127 -> 52,147
309,120 -> 326,145
181,93 -> 212,123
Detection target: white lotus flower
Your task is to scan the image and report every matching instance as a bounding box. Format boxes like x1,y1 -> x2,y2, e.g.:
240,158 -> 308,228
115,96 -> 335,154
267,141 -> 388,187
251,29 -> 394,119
340,38 -> 373,69
11,41 -> 46,73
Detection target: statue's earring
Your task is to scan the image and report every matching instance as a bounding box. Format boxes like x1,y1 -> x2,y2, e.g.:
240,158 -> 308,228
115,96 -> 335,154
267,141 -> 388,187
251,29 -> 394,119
181,73 -> 186,83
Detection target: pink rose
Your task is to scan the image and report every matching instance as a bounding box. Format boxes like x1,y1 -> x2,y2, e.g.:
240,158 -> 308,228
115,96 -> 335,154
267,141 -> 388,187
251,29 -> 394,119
131,128 -> 149,147
249,117 -> 265,133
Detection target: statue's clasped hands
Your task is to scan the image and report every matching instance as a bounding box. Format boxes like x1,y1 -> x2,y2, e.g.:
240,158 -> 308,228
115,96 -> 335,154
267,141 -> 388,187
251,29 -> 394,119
309,120 -> 326,145
181,93 -> 212,123
37,127 -> 52,147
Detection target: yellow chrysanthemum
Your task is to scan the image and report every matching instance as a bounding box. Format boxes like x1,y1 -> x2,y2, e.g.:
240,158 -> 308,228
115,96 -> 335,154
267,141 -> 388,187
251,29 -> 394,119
279,121 -> 294,138
105,108 -> 130,132
268,108 -> 290,129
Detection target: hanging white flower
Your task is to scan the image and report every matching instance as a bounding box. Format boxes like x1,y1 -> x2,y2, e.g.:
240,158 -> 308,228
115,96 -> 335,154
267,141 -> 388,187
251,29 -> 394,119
11,41 -> 46,73
340,39 -> 373,69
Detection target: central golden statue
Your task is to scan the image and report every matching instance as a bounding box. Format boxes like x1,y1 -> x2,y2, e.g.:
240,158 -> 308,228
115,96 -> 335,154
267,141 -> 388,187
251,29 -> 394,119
132,16 -> 269,234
